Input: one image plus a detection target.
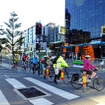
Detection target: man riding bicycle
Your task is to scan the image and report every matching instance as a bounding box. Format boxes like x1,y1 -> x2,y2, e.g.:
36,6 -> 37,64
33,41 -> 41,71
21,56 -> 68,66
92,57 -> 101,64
83,55 -> 99,80
32,54 -> 38,74
22,53 -> 29,69
42,54 -> 52,79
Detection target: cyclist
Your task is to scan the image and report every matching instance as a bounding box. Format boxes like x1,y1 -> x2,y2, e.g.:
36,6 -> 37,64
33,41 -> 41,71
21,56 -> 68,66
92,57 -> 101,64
83,55 -> 99,80
53,54 -> 69,83
32,54 -> 38,74
42,56 -> 48,78
46,54 -> 52,67
43,54 -> 52,78
22,53 -> 29,70
13,55 -> 19,69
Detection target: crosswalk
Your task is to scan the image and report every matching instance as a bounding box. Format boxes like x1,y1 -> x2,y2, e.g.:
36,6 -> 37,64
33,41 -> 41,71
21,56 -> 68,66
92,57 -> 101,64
0,77 -> 80,105
0,90 -> 10,105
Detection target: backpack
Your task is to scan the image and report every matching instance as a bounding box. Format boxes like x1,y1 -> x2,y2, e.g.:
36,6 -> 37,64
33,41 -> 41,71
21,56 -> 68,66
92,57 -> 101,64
52,56 -> 59,64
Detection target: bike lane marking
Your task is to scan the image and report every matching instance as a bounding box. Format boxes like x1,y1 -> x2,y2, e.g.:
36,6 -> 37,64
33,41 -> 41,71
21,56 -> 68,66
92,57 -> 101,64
6,78 -> 54,105
0,90 -> 10,105
25,77 -> 80,100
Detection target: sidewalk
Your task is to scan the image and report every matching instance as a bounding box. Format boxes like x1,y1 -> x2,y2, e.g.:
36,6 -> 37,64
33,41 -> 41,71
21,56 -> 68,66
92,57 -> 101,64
59,98 -> 99,105
0,63 -> 11,69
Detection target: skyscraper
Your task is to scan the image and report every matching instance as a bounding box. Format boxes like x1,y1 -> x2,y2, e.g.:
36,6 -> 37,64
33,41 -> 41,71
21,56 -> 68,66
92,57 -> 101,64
66,0 -> 105,38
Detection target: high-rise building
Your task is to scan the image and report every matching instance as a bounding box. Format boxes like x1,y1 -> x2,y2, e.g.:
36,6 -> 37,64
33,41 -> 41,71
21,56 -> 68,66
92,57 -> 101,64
45,23 -> 59,44
66,0 -> 105,38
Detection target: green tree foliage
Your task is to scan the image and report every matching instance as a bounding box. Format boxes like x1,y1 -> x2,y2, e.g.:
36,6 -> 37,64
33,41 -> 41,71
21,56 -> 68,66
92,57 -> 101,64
0,12 -> 24,62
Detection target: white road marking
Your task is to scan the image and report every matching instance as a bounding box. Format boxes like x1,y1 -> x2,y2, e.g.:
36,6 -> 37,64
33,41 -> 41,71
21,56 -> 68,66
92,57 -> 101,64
6,78 -> 26,89
25,77 -> 79,100
0,90 -> 10,105
29,98 -> 53,105
6,78 -> 54,105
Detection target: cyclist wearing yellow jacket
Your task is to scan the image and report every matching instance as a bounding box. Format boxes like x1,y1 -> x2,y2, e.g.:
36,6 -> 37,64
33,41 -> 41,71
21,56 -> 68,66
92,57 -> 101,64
53,54 -> 69,83
13,55 -> 20,69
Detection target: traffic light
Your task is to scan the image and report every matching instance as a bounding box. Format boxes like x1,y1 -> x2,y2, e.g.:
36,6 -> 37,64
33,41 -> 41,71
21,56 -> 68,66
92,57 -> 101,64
36,43 -> 40,50
36,22 -> 42,35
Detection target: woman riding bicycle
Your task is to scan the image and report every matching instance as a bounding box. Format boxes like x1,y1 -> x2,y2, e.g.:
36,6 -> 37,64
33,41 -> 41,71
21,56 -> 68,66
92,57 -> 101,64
83,55 -> 99,80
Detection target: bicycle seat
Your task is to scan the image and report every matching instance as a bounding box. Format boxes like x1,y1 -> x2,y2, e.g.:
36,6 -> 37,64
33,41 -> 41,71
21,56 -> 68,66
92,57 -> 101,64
80,69 -> 87,73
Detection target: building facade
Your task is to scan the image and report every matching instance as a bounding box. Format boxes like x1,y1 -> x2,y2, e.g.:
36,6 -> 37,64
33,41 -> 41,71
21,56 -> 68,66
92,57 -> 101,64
22,22 -> 65,56
45,23 -> 59,43
23,25 -> 36,52
66,0 -> 105,38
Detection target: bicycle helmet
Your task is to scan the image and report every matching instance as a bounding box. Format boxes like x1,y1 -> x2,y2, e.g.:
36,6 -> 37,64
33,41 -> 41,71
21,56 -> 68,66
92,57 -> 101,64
62,54 -> 65,57
85,55 -> 90,58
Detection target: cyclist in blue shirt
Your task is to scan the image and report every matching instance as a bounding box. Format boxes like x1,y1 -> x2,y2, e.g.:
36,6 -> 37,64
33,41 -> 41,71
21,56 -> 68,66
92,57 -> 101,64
32,54 -> 38,73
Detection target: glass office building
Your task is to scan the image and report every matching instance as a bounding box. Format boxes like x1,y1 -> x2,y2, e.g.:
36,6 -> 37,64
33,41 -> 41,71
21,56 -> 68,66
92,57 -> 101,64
66,0 -> 105,38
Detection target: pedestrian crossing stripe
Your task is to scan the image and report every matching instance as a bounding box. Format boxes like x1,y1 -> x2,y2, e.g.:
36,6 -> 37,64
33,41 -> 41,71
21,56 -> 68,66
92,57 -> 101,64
6,78 -> 26,89
0,90 -> 10,105
29,98 -> 53,105
24,77 -> 80,100
6,78 -> 54,105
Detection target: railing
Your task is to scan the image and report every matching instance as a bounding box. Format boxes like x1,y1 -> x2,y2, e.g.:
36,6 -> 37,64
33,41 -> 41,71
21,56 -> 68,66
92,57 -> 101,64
1,56 -> 105,71
65,57 -> 105,70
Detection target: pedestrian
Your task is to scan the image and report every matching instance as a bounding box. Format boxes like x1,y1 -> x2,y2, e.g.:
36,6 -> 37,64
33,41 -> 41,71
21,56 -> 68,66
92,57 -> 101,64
32,54 -> 38,73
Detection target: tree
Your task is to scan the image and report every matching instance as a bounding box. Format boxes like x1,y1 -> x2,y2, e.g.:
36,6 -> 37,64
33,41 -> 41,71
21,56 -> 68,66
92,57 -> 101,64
0,12 -> 24,63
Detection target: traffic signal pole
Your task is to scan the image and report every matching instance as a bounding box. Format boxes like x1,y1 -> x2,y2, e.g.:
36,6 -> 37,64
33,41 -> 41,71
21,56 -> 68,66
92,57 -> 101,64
35,22 -> 42,75
38,34 -> 41,75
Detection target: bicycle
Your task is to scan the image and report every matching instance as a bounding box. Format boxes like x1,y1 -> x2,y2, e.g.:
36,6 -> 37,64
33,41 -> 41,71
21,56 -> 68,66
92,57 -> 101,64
45,65 -> 55,80
29,60 -> 33,72
21,60 -> 27,71
11,63 -> 18,70
71,69 -> 104,91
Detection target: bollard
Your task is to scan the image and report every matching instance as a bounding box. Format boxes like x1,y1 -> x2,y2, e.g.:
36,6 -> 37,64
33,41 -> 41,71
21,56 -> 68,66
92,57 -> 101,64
61,70 -> 65,85
100,64 -> 102,69
46,67 -> 49,76
83,71 -> 86,93
61,70 -> 64,80
100,61 -> 104,70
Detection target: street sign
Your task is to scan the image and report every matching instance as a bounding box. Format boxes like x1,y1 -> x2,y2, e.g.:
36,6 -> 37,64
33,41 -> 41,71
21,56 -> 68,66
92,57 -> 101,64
40,42 -> 47,50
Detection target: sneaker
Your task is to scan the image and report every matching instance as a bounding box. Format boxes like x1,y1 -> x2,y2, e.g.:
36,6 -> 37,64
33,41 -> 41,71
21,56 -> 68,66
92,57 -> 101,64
44,76 -> 46,79
54,79 -> 57,83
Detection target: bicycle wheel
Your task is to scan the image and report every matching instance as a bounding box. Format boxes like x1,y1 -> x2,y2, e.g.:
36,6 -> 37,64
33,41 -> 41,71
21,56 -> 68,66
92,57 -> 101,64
71,74 -> 83,89
93,77 -> 104,91
24,65 -> 26,71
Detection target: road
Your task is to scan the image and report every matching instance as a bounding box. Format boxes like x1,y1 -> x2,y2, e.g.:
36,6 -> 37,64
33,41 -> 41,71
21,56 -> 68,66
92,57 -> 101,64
0,60 -> 105,105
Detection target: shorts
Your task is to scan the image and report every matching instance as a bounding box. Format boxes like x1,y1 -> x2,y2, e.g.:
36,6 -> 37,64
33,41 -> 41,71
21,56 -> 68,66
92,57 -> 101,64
22,59 -> 25,62
42,64 -> 46,70
85,70 -> 92,75
81,69 -> 92,75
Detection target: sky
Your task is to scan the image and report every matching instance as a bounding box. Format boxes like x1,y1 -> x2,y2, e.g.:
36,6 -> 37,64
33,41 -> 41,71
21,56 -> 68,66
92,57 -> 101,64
0,0 -> 65,31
